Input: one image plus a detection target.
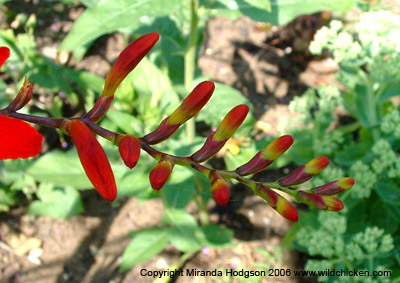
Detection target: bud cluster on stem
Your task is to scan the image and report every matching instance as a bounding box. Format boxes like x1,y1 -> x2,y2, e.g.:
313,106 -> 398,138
0,32 -> 354,222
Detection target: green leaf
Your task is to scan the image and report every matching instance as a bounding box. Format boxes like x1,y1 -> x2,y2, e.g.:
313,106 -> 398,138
60,0 -> 184,51
207,0 -> 355,26
28,183 -> 83,218
376,179 -> 400,208
162,209 -> 202,252
162,167 -> 195,209
379,81 -> 400,102
117,162 -> 152,198
27,150 -> 92,188
200,225 -> 235,248
120,227 -> 169,271
107,110 -> 143,136
242,0 -> 271,12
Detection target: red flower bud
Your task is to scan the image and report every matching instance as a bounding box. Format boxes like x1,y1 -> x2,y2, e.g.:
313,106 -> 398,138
0,46 -> 10,69
209,171 -> 230,206
191,105 -> 249,162
280,156 -> 329,187
213,104 -> 249,141
69,120 -> 117,201
311,177 -> 355,195
237,135 -> 294,175
297,191 -> 344,211
102,32 -> 159,97
8,76 -> 34,112
0,115 -> 42,160
143,81 -> 215,144
168,81 -> 215,125
149,157 -> 174,190
117,134 -> 141,169
255,185 -> 298,222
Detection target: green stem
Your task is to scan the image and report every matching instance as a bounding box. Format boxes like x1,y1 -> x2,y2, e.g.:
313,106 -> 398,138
194,176 -> 210,225
184,0 -> 199,143
153,252 -> 196,283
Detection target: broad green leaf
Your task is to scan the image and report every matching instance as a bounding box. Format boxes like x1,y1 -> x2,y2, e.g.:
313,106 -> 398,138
60,0 -> 185,51
28,183 -> 83,218
27,150 -> 92,188
205,0 -> 355,25
120,227 -> 170,271
376,179 -> 400,207
379,81 -> 400,102
242,0 -> 271,12
134,16 -> 186,83
354,84 -> 375,126
236,0 -> 356,25
200,225 -> 235,248
117,162 -> 153,198
162,168 -> 195,209
162,209 -> 202,252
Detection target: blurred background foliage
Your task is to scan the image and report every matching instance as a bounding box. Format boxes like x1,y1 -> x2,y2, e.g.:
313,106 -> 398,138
0,0 -> 399,281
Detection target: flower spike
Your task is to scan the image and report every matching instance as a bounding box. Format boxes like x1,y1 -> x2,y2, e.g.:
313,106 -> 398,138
69,120 -> 117,201
237,135 -> 294,175
310,177 -> 355,195
296,191 -> 344,211
256,185 -> 298,222
149,156 -> 174,190
191,104 -> 249,162
0,115 -> 43,160
209,171 -> 230,206
117,134 -> 141,169
279,156 -> 329,187
143,81 -> 215,144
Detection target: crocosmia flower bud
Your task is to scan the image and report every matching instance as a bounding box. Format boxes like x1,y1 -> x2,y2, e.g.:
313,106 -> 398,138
69,120 -> 117,201
209,171 -> 230,206
279,156 -> 329,187
8,76 -> 34,112
255,185 -> 298,222
311,177 -> 355,195
149,157 -> 174,190
297,191 -> 344,211
117,134 -> 141,169
191,104 -> 249,162
168,81 -> 215,125
143,81 -> 215,144
102,32 -> 160,97
0,115 -> 43,160
236,135 -> 294,175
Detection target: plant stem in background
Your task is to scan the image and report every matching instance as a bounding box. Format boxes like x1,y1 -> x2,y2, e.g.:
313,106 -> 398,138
184,0 -> 199,143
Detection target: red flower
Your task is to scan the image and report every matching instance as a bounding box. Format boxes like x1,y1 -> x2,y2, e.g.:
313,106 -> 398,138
117,134 -> 141,169
0,115 -> 42,160
256,185 -> 298,222
237,135 -> 294,175
144,81 -> 215,144
69,120 -> 117,201
209,171 -> 230,206
149,157 -> 174,190
0,46 -> 10,69
191,104 -> 249,162
280,156 -> 329,186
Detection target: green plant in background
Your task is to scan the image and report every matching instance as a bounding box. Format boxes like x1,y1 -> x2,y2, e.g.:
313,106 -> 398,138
0,0 -> 362,278
285,10 -> 400,281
